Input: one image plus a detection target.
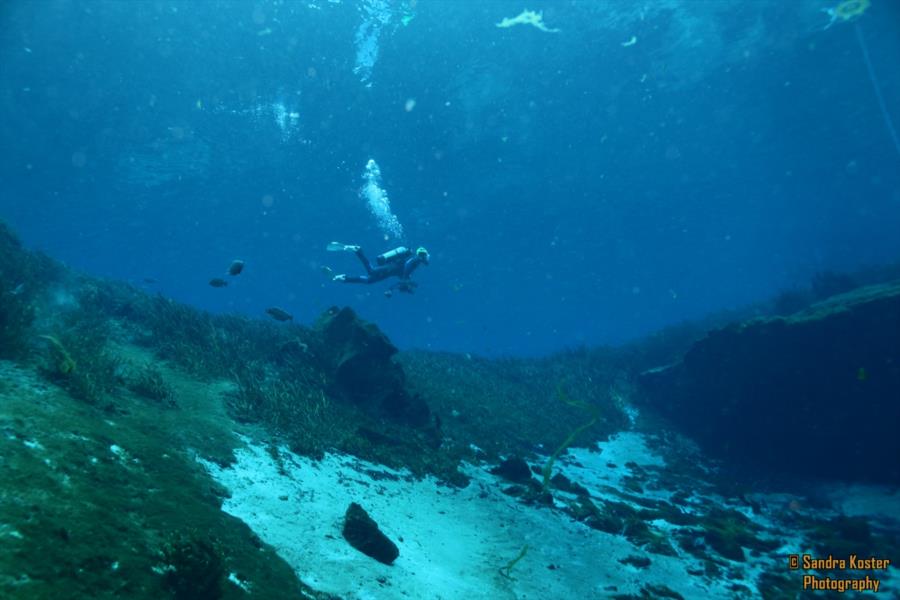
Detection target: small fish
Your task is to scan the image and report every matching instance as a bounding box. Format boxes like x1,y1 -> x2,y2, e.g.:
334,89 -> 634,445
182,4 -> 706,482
143,277 -> 157,284
8,283 -> 25,296
265,307 -> 293,321
228,260 -> 245,276
857,367 -> 868,381
209,278 -> 229,288
622,36 -> 637,47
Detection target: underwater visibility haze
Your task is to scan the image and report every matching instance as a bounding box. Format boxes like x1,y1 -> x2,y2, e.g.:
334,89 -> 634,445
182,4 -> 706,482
2,0 -> 900,355
1,1 -> 900,599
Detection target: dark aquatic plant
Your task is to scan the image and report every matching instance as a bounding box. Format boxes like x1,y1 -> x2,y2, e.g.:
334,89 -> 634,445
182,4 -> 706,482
160,531 -> 226,600
0,293 -> 36,360
0,220 -> 63,359
397,348 -> 628,464
36,304 -> 124,405
125,362 -> 176,406
227,363 -> 346,459
136,293 -> 318,381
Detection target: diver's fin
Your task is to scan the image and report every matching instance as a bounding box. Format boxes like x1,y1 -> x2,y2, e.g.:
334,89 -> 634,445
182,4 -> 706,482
326,241 -> 361,252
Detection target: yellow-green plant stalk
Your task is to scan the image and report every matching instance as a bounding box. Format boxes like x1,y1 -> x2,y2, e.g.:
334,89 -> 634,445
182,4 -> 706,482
498,544 -> 529,580
38,334 -> 76,375
541,386 -> 599,493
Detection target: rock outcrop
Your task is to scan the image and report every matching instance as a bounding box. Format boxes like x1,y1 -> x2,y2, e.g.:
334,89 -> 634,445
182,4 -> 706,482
639,281 -> 900,484
314,306 -> 430,427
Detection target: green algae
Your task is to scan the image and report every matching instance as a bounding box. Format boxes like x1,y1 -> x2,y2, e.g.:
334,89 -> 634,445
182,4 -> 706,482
0,360 -> 323,600
160,531 -> 226,600
0,222 -> 63,361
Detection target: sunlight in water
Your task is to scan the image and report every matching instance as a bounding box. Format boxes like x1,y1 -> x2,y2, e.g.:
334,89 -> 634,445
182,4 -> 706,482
353,0 -> 394,86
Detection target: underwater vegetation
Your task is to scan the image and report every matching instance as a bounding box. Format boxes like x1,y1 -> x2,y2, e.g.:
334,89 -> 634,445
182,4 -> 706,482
36,306 -> 122,408
228,364 -> 347,459
2,217 -> 899,598
125,362 -> 177,406
399,348 -> 631,463
540,386 -> 601,493
37,334 -> 75,375
497,544 -> 529,580
0,222 -> 62,360
159,531 -> 226,600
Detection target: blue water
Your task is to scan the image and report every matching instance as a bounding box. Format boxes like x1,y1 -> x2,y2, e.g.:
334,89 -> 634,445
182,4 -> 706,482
2,0 -> 899,356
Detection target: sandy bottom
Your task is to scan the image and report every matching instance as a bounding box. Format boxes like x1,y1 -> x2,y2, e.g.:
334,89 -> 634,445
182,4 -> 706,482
200,431 -> 843,599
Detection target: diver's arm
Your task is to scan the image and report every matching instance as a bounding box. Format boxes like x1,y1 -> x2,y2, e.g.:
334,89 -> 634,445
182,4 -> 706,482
402,257 -> 420,279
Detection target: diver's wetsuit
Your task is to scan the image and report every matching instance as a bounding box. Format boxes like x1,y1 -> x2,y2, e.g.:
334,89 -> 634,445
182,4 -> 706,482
343,248 -> 425,284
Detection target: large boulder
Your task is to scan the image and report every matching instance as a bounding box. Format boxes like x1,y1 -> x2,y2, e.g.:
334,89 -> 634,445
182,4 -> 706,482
639,281 -> 900,484
314,307 -> 430,426
342,502 -> 400,565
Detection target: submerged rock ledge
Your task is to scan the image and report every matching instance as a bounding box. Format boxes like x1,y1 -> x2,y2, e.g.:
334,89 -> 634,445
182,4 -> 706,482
640,281 -> 900,484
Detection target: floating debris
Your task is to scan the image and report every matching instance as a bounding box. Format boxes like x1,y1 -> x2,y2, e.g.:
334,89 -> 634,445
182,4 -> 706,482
209,278 -> 228,288
823,0 -> 870,29
496,9 -> 560,33
265,307 -> 293,322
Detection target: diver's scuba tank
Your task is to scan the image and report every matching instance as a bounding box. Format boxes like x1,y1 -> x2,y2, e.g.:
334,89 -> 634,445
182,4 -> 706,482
376,246 -> 411,265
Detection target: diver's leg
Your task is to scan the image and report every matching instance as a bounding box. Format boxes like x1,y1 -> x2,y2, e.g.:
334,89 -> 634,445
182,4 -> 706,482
355,249 -> 376,275
339,274 -> 370,284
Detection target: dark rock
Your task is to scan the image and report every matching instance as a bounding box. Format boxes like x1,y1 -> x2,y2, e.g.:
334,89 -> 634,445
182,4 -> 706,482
501,485 -> 528,497
314,307 -> 430,427
534,491 -> 555,506
490,457 -> 534,484
639,281 -> 900,484
618,555 -> 651,568
642,584 -> 684,599
549,472 -> 590,496
704,529 -> 745,562
341,502 -> 399,565
813,515 -> 874,558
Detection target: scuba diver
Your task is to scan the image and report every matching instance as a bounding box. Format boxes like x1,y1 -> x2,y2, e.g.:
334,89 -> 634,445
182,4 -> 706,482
329,243 -> 430,297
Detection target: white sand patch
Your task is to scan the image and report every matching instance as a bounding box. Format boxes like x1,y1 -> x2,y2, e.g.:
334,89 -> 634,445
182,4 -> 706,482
824,483 -> 900,526
200,436 -> 740,599
554,432 -> 665,492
